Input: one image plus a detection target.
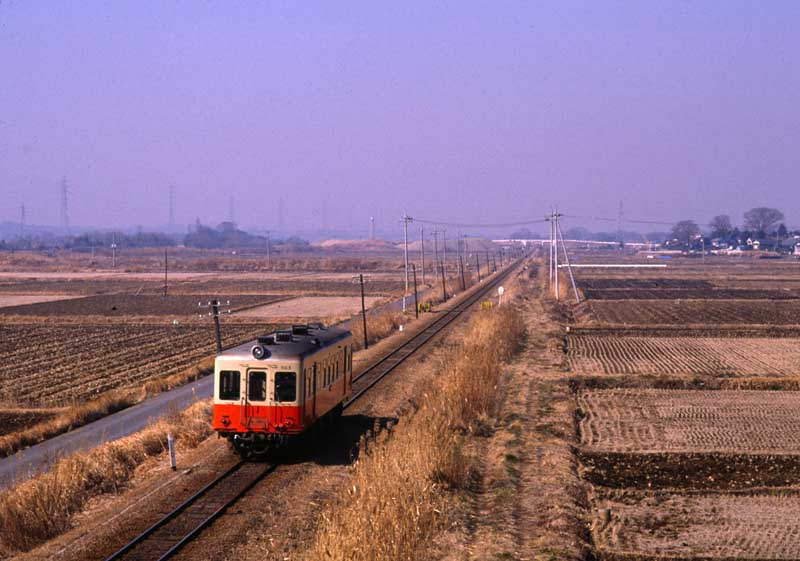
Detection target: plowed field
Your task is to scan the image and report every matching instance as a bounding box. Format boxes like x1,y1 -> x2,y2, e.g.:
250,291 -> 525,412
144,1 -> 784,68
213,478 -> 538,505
588,300 -> 800,325
578,278 -> 713,290
567,335 -> 800,376
583,288 -> 800,300
577,389 -> 800,454
593,490 -> 800,561
0,294 -> 286,317
0,322 -> 274,405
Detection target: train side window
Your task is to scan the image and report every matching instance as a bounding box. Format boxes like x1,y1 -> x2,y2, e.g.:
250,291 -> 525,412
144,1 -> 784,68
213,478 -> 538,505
219,370 -> 240,400
275,372 -> 297,402
248,371 -> 267,401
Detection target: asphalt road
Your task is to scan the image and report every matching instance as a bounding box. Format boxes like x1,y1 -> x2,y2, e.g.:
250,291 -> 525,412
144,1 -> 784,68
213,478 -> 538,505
0,287 -> 429,488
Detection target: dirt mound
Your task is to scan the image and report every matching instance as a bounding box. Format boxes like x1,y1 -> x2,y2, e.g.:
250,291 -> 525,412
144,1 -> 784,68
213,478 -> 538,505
313,239 -> 400,252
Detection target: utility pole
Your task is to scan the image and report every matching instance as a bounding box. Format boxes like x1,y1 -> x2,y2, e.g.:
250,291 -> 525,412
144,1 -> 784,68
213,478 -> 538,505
402,212 -> 412,313
459,255 -> 466,291
554,213 -> 560,300
412,264 -> 419,319
60,177 -> 70,233
199,299 -> 229,353
19,204 -> 25,235
431,227 -> 440,266
476,253 -> 481,282
440,262 -> 447,302
164,248 -> 168,296
370,216 -> 375,240
463,233 -> 468,265
419,226 -> 425,285
266,230 -> 271,269
358,274 -> 368,349
548,214 -> 554,287
442,229 -> 447,273
555,217 -> 580,304
111,232 -> 117,269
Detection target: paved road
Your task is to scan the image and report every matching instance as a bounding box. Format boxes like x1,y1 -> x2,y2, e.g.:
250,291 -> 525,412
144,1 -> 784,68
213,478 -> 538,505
0,378 -> 213,488
0,287 -> 431,488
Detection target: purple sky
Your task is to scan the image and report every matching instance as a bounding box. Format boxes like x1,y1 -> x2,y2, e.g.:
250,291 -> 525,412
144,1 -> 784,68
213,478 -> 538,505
1,2 -> 799,234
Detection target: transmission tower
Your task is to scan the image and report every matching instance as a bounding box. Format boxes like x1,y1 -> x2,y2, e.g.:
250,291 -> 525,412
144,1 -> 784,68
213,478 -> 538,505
59,177 -> 70,233
278,197 -> 285,232
228,194 -> 235,224
168,185 -> 175,231
617,200 -> 624,248
370,216 -> 375,240
19,203 -> 25,235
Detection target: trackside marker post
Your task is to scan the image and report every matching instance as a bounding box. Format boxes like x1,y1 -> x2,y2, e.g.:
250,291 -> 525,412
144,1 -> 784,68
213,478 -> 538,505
168,433 -> 176,470
498,286 -> 505,306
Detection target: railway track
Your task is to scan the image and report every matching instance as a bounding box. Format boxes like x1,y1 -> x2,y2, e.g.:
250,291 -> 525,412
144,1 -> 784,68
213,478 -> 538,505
345,260 -> 518,408
104,259 -> 520,561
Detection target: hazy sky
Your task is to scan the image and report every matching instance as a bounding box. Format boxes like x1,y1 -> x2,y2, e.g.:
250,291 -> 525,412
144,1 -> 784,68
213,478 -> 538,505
1,1 -> 798,233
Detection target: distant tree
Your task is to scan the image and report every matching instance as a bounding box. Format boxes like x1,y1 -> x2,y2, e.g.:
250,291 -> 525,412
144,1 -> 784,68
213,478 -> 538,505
564,226 -> 591,240
709,215 -> 733,239
508,228 -> 534,239
777,223 -> 789,239
743,207 -> 784,237
671,220 -> 701,247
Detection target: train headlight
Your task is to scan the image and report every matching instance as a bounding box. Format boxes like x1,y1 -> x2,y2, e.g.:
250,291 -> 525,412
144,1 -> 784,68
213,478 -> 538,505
251,345 -> 270,359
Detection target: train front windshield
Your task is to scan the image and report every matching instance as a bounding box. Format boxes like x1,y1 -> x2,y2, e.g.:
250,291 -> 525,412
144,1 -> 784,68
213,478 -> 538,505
275,372 -> 297,402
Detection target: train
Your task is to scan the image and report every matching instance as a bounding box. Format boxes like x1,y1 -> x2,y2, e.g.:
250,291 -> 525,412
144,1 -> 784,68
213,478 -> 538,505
212,323 -> 353,457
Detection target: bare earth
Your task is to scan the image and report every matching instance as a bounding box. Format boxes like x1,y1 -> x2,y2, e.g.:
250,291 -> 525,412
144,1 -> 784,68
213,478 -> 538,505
578,389 -> 800,454
568,335 -> 800,377
593,490 -> 800,560
0,295 -> 81,308
235,295 -> 384,318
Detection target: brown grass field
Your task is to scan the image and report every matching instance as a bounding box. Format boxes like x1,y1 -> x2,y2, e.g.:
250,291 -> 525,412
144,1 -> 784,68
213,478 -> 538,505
592,490 -> 800,561
0,322 -> 274,405
586,299 -> 800,325
566,257 -> 800,559
567,333 -> 800,377
577,389 -> 800,454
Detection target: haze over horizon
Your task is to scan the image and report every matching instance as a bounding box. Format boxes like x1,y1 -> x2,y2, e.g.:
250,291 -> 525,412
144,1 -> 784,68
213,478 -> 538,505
1,2 -> 798,233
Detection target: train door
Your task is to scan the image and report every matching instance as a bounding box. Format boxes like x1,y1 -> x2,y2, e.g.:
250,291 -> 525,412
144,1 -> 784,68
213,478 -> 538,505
311,362 -> 318,419
244,369 -> 267,429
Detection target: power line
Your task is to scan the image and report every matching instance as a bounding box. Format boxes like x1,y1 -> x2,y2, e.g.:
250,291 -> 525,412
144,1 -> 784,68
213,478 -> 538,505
411,216 -> 549,228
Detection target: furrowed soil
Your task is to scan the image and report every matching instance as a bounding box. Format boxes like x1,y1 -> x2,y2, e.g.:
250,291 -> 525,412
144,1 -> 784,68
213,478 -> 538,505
567,334 -> 800,377
571,259 -> 800,561
587,299 -> 800,325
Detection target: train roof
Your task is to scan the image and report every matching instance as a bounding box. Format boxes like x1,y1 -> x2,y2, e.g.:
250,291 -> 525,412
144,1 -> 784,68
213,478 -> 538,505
218,323 -> 352,362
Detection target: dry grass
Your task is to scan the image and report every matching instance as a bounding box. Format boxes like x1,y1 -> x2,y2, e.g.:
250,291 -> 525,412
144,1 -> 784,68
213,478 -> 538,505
0,361 -> 210,460
305,300 -> 524,561
0,400 -> 212,554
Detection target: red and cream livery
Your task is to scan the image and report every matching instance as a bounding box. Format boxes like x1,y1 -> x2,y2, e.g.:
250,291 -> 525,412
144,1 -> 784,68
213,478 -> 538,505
212,323 -> 353,457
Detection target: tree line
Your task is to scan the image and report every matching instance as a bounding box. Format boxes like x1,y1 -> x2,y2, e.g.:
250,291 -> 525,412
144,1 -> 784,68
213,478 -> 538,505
671,207 -> 791,247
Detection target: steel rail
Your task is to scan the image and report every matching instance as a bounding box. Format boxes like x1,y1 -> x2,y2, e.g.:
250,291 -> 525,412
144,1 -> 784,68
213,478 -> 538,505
345,259 -> 519,408
103,461 -> 276,561
103,259 -> 519,561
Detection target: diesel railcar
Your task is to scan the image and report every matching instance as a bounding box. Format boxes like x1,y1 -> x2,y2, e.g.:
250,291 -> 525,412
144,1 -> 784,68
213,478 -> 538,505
212,323 -> 353,457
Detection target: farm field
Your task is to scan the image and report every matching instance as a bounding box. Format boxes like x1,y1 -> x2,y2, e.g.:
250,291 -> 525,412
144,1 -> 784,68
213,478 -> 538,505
235,295 -> 384,318
564,258 -> 800,559
577,389 -> 800,454
586,299 -> 800,325
0,322 -> 275,405
567,334 -> 800,377
592,490 -> 800,561
583,287 -> 800,300
0,294 -> 286,317
0,294 -> 82,308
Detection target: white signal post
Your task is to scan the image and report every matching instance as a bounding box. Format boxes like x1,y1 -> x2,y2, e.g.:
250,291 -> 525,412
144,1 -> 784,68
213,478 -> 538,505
498,285 -> 505,306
